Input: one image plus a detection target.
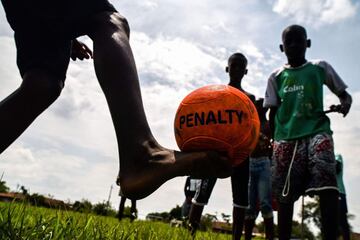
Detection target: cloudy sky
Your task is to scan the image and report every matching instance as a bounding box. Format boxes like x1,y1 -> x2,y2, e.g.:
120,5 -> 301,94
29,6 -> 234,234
1,0 -> 360,233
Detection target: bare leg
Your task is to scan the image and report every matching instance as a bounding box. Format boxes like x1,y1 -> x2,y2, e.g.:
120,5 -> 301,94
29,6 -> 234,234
264,217 -> 274,240
278,202 -> 293,240
130,199 -> 137,221
0,70 -> 63,153
117,196 -> 126,220
319,190 -> 338,240
244,218 -> 255,240
87,12 -> 231,199
232,207 -> 245,240
188,204 -> 204,235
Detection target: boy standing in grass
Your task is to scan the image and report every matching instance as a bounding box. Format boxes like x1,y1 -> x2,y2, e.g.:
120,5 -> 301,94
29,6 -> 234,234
244,98 -> 274,240
188,53 -> 253,240
264,24 -> 352,240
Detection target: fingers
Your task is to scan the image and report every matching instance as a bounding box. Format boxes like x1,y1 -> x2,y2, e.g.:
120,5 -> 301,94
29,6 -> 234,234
82,43 -> 93,58
340,103 -> 351,117
71,40 -> 93,61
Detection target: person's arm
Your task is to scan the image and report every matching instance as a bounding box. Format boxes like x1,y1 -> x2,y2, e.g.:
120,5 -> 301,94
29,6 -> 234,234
71,39 -> 93,61
338,90 -> 352,117
319,61 -> 351,117
263,69 -> 282,137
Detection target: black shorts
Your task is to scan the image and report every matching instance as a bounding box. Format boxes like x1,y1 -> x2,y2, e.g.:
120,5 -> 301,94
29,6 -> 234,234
1,0 -> 117,78
192,177 -> 217,206
192,159 -> 249,208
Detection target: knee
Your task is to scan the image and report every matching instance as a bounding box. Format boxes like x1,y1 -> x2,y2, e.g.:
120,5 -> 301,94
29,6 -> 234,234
21,70 -> 64,102
112,14 -> 130,38
91,12 -> 130,40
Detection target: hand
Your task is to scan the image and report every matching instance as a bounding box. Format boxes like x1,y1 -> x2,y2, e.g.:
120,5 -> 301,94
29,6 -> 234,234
71,39 -> 93,61
328,104 -> 341,113
339,102 -> 351,117
339,91 -> 352,117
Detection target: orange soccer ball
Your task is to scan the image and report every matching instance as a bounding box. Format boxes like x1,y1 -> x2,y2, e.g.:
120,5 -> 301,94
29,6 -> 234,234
174,84 -> 260,166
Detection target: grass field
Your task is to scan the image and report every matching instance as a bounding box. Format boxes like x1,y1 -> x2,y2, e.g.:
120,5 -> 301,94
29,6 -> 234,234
0,202 -> 264,240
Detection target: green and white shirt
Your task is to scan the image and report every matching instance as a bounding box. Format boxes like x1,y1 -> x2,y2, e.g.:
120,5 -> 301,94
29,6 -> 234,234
264,60 -> 347,141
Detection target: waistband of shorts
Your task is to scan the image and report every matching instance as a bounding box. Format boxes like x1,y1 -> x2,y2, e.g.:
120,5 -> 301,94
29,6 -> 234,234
275,132 -> 333,143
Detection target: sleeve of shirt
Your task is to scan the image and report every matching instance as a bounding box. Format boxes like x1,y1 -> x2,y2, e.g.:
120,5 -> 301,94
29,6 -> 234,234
317,60 -> 348,96
263,70 -> 281,108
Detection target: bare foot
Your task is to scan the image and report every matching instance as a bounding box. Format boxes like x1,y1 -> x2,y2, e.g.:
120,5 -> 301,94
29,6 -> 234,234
118,143 -> 232,199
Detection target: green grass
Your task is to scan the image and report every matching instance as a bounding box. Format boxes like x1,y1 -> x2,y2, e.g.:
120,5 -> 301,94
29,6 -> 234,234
0,202 -> 249,240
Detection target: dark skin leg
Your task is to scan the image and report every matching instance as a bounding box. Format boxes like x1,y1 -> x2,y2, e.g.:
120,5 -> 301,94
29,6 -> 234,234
118,196 -> 126,220
129,199 -> 137,221
0,70 -> 64,153
244,218 -> 255,240
188,204 -> 204,235
319,190 -> 338,240
130,199 -> 137,214
278,202 -> 294,240
264,217 -> 274,240
232,207 -> 245,240
0,11 -> 231,200
86,12 -> 232,199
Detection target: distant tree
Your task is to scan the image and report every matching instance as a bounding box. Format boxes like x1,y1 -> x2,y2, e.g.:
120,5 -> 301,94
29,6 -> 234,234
72,199 -> 93,213
0,180 -> 10,193
169,205 -> 182,220
28,193 -> 46,206
291,220 -> 315,240
93,201 -> 116,217
302,196 -> 321,232
19,185 -> 29,196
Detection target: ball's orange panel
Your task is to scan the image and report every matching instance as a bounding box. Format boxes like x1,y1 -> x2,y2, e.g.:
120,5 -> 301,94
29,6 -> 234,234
174,84 -> 260,166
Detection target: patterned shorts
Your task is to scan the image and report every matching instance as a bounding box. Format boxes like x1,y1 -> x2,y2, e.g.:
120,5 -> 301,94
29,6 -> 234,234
272,133 -> 338,204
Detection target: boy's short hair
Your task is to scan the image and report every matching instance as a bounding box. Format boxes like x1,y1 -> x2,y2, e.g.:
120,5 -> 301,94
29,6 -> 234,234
282,25 -> 307,40
228,52 -> 248,66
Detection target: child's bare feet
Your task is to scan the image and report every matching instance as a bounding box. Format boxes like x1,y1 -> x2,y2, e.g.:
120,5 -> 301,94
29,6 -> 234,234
118,142 -> 232,199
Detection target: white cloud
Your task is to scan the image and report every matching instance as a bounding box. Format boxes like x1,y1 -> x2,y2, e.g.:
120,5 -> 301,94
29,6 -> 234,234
131,32 -> 225,89
1,0 -> 360,233
272,0 -> 358,26
0,36 -> 19,96
138,0 -> 158,9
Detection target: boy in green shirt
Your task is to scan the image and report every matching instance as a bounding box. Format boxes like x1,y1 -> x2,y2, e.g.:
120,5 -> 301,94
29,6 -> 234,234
264,25 -> 352,240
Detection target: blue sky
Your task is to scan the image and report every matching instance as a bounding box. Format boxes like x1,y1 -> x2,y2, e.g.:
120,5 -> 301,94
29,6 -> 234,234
1,0 -> 360,233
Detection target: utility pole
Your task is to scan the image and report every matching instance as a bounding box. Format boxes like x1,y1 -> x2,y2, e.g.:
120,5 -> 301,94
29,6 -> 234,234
107,184 -> 113,206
